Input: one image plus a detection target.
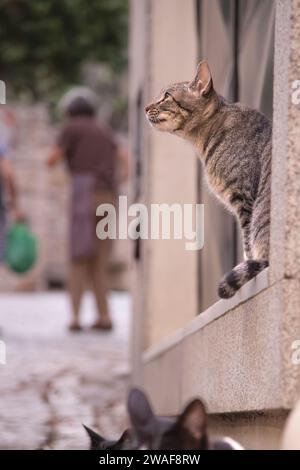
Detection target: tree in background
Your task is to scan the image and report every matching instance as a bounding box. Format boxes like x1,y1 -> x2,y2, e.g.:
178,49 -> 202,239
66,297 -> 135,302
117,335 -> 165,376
0,0 -> 128,106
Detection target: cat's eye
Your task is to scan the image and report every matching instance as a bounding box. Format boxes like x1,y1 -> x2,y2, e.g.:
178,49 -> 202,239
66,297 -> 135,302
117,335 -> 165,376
164,92 -> 172,99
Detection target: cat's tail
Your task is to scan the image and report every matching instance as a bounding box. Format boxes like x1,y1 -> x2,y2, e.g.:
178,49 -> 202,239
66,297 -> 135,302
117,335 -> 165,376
218,260 -> 269,299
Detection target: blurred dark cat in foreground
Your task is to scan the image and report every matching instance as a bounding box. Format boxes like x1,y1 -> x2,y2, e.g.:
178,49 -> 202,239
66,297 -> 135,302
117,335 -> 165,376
83,425 -> 131,450
84,389 -> 243,450
145,61 -> 271,299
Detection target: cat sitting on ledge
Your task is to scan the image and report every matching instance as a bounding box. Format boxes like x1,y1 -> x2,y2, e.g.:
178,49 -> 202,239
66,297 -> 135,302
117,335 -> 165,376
145,61 -> 271,299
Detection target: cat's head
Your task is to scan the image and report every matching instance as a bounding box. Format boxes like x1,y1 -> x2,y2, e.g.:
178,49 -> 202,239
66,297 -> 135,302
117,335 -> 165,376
145,61 -> 218,136
83,424 -> 131,450
127,388 -> 208,450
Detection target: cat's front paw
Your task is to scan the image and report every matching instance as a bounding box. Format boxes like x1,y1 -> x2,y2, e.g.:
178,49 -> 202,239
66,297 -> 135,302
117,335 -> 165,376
218,278 -> 237,299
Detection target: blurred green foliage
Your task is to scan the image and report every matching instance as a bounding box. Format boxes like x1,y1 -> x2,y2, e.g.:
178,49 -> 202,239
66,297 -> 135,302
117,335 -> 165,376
0,0 -> 128,101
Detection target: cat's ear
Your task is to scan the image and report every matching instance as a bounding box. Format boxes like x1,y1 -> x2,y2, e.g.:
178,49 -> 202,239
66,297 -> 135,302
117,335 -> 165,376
127,388 -> 156,441
177,399 -> 208,448
189,61 -> 213,96
113,429 -> 131,449
83,424 -> 105,449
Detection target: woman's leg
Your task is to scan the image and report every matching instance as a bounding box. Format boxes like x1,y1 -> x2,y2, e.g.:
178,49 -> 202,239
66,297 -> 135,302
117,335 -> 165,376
90,237 -> 113,329
69,259 -> 87,329
90,190 -> 115,329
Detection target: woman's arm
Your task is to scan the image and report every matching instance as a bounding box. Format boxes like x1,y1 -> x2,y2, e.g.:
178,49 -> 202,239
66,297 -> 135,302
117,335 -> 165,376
0,157 -> 23,220
117,146 -> 130,183
47,146 -> 64,167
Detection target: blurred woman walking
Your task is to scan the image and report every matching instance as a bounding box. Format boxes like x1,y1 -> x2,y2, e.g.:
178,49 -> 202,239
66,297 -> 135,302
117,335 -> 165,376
48,93 -> 128,332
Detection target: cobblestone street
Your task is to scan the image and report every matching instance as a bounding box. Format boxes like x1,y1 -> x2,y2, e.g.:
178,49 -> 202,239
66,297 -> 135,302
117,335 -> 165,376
0,291 -> 131,450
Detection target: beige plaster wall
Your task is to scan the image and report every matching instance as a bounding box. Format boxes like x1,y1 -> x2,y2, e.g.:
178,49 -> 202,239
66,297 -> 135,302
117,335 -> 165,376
209,412 -> 288,450
145,0 -> 199,347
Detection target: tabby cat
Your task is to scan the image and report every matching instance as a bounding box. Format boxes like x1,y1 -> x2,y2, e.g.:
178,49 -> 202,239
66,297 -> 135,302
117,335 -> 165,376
145,61 -> 271,298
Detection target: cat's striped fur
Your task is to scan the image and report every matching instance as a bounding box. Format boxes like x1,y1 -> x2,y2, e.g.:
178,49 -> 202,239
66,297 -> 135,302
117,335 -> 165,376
145,61 -> 271,298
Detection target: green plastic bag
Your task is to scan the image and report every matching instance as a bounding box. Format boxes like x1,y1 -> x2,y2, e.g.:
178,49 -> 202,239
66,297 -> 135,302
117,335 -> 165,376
4,222 -> 37,274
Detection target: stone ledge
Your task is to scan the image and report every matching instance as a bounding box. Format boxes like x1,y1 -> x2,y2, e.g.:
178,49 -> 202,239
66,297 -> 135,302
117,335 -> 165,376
143,274 -> 300,415
143,268 -> 269,363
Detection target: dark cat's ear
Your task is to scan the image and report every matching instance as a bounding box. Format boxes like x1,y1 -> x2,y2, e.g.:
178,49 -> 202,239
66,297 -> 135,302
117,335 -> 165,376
189,61 -> 213,96
83,424 -> 105,450
112,429 -> 131,449
177,399 -> 208,449
127,388 -> 156,441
